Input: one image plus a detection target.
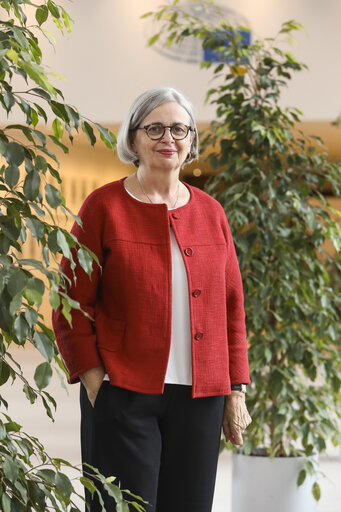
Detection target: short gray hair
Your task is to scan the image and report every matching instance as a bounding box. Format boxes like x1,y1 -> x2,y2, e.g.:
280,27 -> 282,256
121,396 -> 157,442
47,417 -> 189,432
117,87 -> 199,168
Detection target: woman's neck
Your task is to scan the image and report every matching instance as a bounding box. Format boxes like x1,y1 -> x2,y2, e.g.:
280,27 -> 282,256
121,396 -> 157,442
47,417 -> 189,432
136,167 -> 180,197
124,170 -> 190,209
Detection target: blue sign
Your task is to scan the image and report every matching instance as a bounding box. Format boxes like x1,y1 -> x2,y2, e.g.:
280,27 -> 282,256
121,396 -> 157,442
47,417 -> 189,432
203,29 -> 251,63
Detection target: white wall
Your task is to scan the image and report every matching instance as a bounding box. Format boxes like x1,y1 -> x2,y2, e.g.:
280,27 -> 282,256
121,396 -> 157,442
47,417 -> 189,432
36,0 -> 341,122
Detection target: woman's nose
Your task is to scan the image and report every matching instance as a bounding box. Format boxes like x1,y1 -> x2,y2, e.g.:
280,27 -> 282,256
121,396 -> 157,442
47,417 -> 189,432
161,127 -> 174,142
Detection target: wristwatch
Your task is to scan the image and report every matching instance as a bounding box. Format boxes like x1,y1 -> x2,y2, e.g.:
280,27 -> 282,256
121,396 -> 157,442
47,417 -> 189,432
231,384 -> 247,393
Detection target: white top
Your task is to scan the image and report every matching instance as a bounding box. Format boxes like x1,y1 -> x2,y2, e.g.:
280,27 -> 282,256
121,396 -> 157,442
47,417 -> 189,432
124,186 -> 192,385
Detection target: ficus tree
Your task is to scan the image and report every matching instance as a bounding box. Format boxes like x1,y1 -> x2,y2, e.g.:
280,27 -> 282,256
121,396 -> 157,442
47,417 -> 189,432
144,0 -> 341,501
0,1 -> 146,510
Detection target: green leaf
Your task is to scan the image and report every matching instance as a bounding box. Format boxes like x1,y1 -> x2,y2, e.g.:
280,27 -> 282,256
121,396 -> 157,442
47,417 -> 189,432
31,87 -> 51,101
25,157 -> 35,173
148,34 -> 160,46
32,129 -> 47,147
297,469 -> 306,486
14,480 -> 28,504
48,229 -> 60,253
95,123 -> 116,149
48,0 -> 60,18
61,298 -> 72,326
61,7 -> 72,33
49,134 -> 69,153
17,98 -> 33,125
1,493 -> 11,512
52,118 -> 63,140
26,217 -> 45,239
141,11 -> 154,18
4,91 -> 15,111
34,362 -> 52,390
0,423 -> 6,441
23,170 -> 40,200
80,476 -> 96,495
4,164 -> 20,188
31,107 -> 39,127
49,289 -> 60,310
25,308 -> 38,328
0,360 -> 11,386
36,468 -> 56,484
57,230 -> 72,258
103,482 -> 123,502
27,277 -> 45,295
6,49 -> 19,64
8,270 -> 27,296
42,246 -> 50,266
34,331 -> 54,362
0,218 -> 20,241
34,104 -> 47,123
36,5 -> 49,25
77,248 -> 93,276
55,472 -> 73,498
64,105 -> 80,129
82,121 -> 96,146
35,155 -> 47,172
45,184 -> 62,208
5,142 -> 25,166
23,383 -> 37,404
20,224 -> 27,244
10,293 -> 22,316
14,314 -> 29,341
116,501 -> 130,512
24,288 -> 42,307
312,482 -> 321,501
12,26 -> 28,49
50,100 -> 69,122
3,457 -> 19,482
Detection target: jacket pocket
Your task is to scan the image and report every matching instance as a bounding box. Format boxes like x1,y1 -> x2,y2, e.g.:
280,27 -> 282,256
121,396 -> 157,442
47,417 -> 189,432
95,310 -> 125,352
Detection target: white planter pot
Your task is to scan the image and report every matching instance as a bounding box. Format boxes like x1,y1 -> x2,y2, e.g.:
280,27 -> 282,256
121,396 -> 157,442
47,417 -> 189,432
231,452 -> 318,512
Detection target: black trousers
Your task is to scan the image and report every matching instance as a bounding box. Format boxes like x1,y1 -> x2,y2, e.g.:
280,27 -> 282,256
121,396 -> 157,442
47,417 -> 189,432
80,382 -> 224,512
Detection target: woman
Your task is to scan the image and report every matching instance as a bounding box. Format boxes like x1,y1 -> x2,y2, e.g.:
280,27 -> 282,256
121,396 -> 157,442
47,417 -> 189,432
52,87 -> 251,512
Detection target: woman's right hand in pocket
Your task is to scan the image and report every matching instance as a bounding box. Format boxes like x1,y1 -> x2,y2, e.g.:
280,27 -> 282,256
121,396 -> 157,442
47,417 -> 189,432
79,366 -> 106,407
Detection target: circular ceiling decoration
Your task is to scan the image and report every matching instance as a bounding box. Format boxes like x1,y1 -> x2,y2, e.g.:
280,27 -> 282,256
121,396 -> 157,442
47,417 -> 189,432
145,1 -> 251,64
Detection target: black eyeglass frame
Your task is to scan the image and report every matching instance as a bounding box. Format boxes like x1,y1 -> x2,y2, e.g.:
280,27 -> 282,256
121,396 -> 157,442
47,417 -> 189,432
132,123 -> 194,140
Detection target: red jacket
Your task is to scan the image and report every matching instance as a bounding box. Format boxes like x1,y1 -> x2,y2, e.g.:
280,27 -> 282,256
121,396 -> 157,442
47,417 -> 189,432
52,177 -> 250,398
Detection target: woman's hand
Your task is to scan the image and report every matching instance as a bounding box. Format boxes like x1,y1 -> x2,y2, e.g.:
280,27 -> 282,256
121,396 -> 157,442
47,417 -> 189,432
79,366 -> 106,407
222,391 -> 252,446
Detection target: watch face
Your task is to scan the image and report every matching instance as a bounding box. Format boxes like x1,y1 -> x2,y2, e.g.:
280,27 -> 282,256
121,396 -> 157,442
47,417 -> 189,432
231,384 -> 247,392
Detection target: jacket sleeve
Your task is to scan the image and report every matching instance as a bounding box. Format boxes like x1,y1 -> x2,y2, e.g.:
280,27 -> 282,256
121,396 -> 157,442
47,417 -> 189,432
52,192 -> 104,383
221,210 -> 251,386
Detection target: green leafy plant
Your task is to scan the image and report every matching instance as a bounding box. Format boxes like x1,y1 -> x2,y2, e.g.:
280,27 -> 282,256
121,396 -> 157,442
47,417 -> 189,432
144,0 -> 341,500
0,1 -> 146,510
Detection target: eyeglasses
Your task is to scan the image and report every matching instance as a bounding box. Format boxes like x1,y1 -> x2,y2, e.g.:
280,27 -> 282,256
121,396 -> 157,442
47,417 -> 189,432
133,123 -> 193,140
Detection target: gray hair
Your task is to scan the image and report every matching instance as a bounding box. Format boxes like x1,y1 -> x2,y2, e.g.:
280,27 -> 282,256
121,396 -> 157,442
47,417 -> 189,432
117,87 -> 199,168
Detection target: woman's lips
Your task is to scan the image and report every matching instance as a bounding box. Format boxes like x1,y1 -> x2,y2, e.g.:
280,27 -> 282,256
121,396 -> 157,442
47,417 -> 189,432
158,149 -> 177,156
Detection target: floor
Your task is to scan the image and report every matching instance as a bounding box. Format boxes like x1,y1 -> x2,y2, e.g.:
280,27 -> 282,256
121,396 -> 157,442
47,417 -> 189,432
3,346 -> 341,512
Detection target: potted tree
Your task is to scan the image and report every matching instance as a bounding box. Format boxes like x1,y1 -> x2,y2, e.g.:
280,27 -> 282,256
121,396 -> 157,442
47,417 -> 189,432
144,1 -> 341,509
0,1 -> 145,510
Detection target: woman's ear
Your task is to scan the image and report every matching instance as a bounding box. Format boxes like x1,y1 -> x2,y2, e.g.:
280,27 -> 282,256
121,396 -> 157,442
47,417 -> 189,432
130,138 -> 136,153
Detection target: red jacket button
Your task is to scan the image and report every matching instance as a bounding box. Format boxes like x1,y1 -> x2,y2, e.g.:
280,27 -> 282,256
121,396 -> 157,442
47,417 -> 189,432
184,247 -> 193,257
192,289 -> 201,298
172,212 -> 180,219
194,332 -> 203,341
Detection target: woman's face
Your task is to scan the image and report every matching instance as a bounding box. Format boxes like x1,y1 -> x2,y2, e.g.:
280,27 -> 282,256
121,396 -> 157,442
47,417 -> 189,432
131,101 -> 194,172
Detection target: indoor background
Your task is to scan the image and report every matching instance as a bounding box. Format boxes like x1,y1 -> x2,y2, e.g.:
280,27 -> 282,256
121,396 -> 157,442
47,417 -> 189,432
3,1 -> 341,511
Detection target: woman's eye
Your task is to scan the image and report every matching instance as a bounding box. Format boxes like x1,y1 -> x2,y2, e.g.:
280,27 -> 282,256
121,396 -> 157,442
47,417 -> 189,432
172,124 -> 186,135
148,125 -> 163,134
